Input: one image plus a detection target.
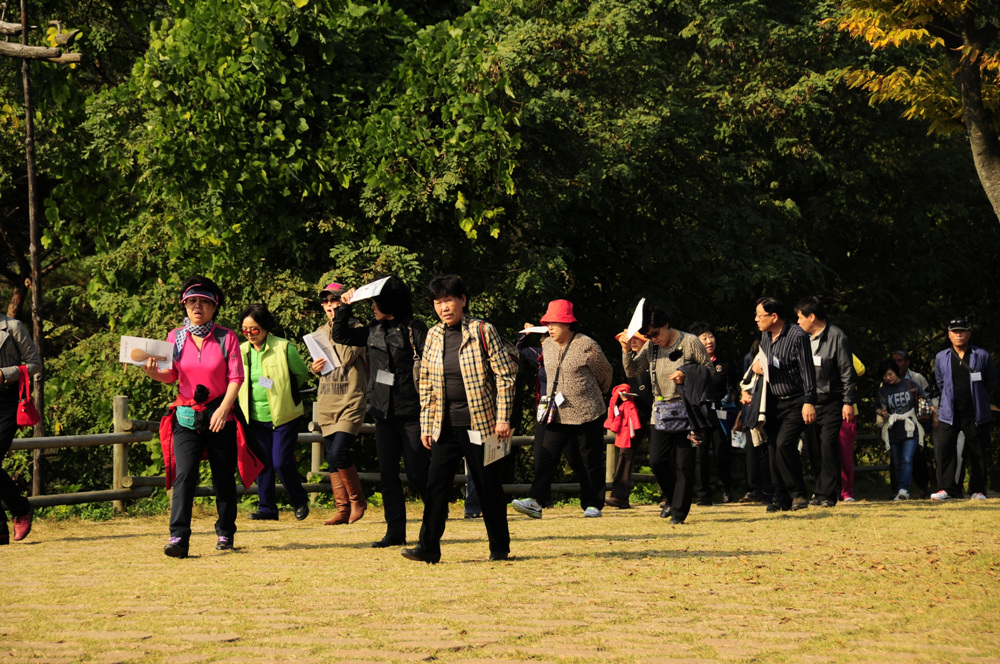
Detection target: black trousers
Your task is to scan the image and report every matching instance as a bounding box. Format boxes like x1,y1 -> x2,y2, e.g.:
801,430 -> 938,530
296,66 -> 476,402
802,401 -> 842,503
935,418 -> 991,497
418,423 -> 510,559
764,394 -> 808,506
0,394 -> 31,524
169,421 -> 238,542
375,418 -> 429,541
745,438 -> 772,496
694,422 -> 733,502
609,429 -> 645,502
649,428 -> 696,521
530,417 -> 606,510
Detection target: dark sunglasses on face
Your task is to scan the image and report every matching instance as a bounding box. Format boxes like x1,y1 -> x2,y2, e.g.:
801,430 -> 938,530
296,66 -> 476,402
321,296 -> 340,304
242,327 -> 261,335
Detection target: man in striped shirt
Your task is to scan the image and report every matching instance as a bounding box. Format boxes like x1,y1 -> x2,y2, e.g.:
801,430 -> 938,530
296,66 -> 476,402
743,296 -> 816,512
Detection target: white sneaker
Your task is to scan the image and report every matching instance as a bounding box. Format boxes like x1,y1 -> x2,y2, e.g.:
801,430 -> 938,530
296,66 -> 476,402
971,492 -> 988,501
893,489 -> 909,502
583,507 -> 602,518
842,497 -> 857,503
511,498 -> 543,519
930,490 -> 950,502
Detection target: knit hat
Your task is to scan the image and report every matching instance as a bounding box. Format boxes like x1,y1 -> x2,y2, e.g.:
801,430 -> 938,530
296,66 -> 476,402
540,299 -> 577,324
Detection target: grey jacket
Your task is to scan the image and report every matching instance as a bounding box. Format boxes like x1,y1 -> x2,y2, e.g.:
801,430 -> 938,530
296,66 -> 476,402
810,323 -> 857,406
0,314 -> 42,389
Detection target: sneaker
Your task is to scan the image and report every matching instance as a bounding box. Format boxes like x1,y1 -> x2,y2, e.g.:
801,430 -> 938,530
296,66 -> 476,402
12,505 -> 33,542
930,490 -> 950,502
164,537 -> 188,558
893,489 -> 909,502
738,490 -> 762,504
791,498 -> 809,511
971,492 -> 988,501
583,507 -> 602,518
511,498 -> 542,519
842,496 -> 857,503
216,536 -> 234,551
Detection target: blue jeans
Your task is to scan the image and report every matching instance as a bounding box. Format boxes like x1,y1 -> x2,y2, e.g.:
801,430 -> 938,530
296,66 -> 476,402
890,437 -> 919,493
250,417 -> 308,513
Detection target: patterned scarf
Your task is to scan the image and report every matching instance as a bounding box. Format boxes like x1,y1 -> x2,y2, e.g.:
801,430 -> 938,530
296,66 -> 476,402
174,318 -> 216,360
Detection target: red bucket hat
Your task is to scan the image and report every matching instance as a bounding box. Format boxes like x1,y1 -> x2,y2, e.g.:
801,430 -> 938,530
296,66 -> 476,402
540,299 -> 577,325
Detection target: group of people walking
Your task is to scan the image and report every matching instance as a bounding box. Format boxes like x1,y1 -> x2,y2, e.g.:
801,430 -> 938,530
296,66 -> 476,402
3,276 -> 995,560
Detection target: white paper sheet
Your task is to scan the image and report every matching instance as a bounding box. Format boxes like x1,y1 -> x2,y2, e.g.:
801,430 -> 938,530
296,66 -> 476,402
522,326 -> 548,334
350,276 -> 391,302
303,333 -> 341,374
119,336 -> 174,371
625,298 -> 645,340
483,434 -> 510,465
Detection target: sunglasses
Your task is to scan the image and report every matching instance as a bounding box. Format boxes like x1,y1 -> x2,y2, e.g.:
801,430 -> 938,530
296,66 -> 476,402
321,296 -> 340,304
241,327 -> 261,335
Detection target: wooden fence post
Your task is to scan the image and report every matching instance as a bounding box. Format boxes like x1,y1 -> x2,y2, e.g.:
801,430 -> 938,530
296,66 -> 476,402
310,402 -> 322,477
606,441 -> 615,487
111,396 -> 129,513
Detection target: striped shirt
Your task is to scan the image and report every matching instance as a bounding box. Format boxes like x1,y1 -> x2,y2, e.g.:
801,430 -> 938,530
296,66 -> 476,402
760,321 -> 816,403
419,316 -> 517,441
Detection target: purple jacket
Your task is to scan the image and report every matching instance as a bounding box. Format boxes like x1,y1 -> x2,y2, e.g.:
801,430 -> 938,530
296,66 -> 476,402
934,346 -> 997,425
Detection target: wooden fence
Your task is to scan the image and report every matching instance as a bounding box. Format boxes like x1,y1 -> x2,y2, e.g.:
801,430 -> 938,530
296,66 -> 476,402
8,396 -> 888,511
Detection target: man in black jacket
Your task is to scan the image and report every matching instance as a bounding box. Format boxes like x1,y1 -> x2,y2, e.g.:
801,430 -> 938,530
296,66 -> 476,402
795,297 -> 857,508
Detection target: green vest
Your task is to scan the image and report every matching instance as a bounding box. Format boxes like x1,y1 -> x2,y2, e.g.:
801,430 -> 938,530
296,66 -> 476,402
237,335 -> 305,427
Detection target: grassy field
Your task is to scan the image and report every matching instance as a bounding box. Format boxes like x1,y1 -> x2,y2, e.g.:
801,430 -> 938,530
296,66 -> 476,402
2,497 -> 999,664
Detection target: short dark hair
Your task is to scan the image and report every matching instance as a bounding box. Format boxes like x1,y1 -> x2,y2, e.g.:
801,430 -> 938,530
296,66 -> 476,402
372,275 -> 414,319
428,274 -> 470,304
795,296 -> 827,321
641,305 -> 671,334
756,296 -> 785,320
878,358 -> 902,381
688,321 -> 714,337
238,303 -> 276,332
179,275 -> 224,311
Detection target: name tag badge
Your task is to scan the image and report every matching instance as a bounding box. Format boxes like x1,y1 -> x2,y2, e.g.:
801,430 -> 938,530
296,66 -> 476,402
971,371 -> 983,382
554,392 -> 566,407
257,376 -> 274,390
717,409 -> 727,421
772,356 -> 781,369
467,430 -> 483,445
376,369 -> 394,386
813,355 -> 822,367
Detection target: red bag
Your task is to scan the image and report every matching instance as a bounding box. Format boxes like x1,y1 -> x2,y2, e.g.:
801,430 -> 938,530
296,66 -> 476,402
16,365 -> 40,427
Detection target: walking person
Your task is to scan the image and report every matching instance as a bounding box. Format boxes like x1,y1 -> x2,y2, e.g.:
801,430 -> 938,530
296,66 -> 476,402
310,282 -> 369,525
876,359 -> 926,501
333,276 -> 429,547
741,297 -> 816,513
621,306 -> 713,524
143,276 -> 258,557
511,300 -> 613,519
794,297 -> 858,508
402,275 -> 517,563
0,307 -> 42,544
237,303 -> 311,521
930,318 -> 997,501
605,332 -> 652,509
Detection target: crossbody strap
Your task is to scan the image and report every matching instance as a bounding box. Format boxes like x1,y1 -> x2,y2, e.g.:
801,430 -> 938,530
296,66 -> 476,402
549,334 -> 576,396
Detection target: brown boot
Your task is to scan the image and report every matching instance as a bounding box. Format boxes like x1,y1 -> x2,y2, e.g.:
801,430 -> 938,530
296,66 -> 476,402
340,466 -> 367,524
324,472 -> 350,525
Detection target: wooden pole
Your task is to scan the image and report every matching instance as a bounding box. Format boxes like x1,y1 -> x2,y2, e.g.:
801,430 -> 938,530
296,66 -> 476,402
309,402 -> 322,477
20,0 -> 46,497
111,396 -> 129,512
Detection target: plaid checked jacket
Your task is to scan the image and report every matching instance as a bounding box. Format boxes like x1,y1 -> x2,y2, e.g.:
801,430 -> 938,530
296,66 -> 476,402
419,315 -> 517,441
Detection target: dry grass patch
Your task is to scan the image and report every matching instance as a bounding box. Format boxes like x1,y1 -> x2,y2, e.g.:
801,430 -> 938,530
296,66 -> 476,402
1,499 -> 998,663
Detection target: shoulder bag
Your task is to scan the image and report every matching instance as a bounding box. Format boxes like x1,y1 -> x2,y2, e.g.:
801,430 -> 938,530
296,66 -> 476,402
16,365 -> 41,427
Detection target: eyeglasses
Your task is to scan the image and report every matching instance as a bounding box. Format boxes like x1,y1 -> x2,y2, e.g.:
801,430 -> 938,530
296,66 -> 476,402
241,327 -> 261,335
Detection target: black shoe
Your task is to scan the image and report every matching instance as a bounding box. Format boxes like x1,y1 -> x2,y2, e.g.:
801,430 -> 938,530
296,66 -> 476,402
248,511 -> 279,521
372,535 -> 405,548
766,503 -> 789,513
696,498 -> 713,507
739,490 -> 762,504
604,496 -> 632,509
464,512 -> 482,519
216,536 -> 234,551
669,517 -> 684,525
722,492 -> 736,504
791,498 -> 810,511
294,504 -> 310,521
164,537 -> 189,558
819,499 -> 836,508
401,545 -> 440,564
808,497 -> 823,506
489,551 -> 510,561
660,506 -> 671,519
